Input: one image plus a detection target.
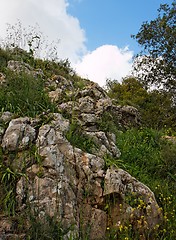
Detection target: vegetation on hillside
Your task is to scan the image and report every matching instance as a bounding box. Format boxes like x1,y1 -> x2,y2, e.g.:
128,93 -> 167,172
106,77 -> 176,132
0,2 -> 176,238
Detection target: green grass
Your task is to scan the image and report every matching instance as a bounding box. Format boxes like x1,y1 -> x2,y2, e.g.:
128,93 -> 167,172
0,69 -> 57,117
114,128 -> 176,240
66,121 -> 97,153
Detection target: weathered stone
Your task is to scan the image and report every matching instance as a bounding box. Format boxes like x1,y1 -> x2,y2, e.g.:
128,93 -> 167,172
6,115 -> 161,239
51,113 -> 70,133
7,60 -> 44,79
76,82 -> 107,100
85,131 -> 121,158
80,113 -> 99,124
104,167 -> 162,231
1,117 -> 36,151
78,96 -> 95,113
7,60 -> 32,74
0,216 -> 26,240
95,98 -> 112,113
0,111 -> 14,123
48,88 -> 62,102
58,101 -> 78,115
0,127 -> 4,143
81,205 -> 107,240
49,75 -> 74,90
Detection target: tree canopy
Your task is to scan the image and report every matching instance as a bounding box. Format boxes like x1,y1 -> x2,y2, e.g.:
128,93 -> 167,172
132,2 -> 176,95
106,77 -> 176,132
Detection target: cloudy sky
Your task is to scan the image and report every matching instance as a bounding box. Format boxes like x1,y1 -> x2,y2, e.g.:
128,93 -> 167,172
0,0 -> 173,86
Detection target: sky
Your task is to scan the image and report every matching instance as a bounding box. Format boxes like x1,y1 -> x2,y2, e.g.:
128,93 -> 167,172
0,0 -> 173,86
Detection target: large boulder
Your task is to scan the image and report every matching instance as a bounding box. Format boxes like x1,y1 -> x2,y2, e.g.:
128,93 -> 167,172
1,117 -> 36,151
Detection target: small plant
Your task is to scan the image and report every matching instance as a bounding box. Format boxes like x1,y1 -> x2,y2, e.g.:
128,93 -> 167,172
0,162 -> 26,215
66,121 -> 97,153
98,111 -> 120,134
104,154 -> 126,170
26,213 -> 67,240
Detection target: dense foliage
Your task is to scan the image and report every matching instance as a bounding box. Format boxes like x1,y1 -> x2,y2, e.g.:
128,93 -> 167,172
132,2 -> 176,96
106,77 -> 176,132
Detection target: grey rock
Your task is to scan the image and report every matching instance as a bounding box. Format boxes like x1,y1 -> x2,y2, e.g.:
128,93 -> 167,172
8,60 -> 32,74
1,117 -> 36,151
104,167 -> 162,230
0,111 -> 14,123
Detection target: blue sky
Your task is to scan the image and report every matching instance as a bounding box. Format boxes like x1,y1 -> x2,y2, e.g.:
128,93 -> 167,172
68,0 -> 173,54
0,0 -> 173,86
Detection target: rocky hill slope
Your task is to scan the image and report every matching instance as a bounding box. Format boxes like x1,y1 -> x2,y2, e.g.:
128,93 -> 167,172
0,50 -> 162,239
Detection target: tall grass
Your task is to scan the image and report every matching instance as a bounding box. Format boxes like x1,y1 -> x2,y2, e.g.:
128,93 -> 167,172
115,128 -> 176,239
0,69 -> 57,117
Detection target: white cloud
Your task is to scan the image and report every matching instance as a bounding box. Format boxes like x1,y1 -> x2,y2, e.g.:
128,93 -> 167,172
0,1 -> 134,87
74,45 -> 133,87
0,0 -> 87,62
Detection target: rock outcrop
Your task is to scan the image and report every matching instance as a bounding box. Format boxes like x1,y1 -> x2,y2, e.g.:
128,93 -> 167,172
0,60 -> 162,239
0,114 -> 162,239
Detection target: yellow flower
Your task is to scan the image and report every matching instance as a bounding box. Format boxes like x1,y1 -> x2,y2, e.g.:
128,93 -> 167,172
124,226 -> 128,231
119,224 -> 123,232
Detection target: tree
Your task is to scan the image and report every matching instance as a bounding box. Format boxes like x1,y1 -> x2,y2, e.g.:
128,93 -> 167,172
106,77 -> 148,106
132,2 -> 176,95
106,77 -> 176,131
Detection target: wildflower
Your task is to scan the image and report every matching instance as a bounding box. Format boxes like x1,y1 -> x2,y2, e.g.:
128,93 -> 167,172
124,226 -> 128,231
119,224 -> 123,232
154,224 -> 160,230
137,219 -> 142,225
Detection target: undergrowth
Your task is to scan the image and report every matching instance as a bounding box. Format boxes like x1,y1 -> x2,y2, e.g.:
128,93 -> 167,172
0,69 -> 57,117
113,128 -> 176,240
66,121 -> 97,153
